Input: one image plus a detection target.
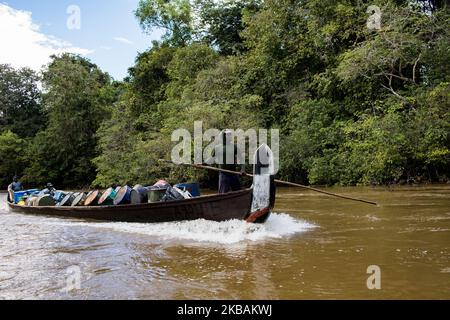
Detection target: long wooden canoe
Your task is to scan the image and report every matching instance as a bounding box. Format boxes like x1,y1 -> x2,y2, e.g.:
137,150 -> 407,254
7,188 -> 261,223
6,145 -> 276,224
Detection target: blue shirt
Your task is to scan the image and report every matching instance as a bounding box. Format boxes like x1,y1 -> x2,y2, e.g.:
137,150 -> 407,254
9,182 -> 23,192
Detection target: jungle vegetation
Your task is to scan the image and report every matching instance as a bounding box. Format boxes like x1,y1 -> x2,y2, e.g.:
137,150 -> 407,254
1,0 -> 449,189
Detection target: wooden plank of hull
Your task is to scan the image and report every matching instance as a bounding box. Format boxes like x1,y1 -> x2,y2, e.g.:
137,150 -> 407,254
7,188 -> 254,223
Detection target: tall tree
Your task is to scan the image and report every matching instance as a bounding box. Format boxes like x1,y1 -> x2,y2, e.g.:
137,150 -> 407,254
135,0 -> 261,52
94,45 -> 176,187
0,64 -> 45,138
199,0 -> 261,55
136,0 -> 194,46
23,54 -> 116,187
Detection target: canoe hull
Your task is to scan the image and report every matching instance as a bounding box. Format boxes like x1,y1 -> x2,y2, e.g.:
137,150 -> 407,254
7,189 -> 259,223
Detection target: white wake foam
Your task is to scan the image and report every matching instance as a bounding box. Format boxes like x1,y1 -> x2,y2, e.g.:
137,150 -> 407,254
53,213 -> 316,244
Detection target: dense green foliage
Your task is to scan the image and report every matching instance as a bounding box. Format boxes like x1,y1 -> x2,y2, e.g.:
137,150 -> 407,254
0,64 -> 44,138
22,54 -> 118,187
1,0 -> 449,189
0,130 -> 27,187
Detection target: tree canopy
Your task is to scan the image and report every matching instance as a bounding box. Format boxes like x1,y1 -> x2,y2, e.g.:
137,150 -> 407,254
1,0 -> 449,189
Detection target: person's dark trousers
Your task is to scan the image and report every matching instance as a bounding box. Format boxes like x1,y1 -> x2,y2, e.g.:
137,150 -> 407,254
218,172 -> 241,194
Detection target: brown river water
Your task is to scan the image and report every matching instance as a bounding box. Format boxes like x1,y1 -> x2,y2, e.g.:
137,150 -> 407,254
0,186 -> 449,300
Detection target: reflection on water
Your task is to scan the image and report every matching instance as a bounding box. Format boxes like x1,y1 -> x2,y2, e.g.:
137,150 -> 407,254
0,185 -> 449,299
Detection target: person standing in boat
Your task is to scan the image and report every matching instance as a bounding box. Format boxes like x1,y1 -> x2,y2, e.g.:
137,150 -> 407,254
207,130 -> 246,194
7,176 -> 23,202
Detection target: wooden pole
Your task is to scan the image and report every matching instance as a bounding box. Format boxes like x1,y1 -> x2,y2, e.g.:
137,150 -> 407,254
159,160 -> 378,206
271,180 -> 378,206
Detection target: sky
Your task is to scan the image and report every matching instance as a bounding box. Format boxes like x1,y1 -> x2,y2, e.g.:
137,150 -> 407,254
0,0 -> 164,80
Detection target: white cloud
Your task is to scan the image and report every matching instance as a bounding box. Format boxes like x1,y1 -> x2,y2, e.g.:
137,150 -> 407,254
0,3 -> 92,72
113,37 -> 134,45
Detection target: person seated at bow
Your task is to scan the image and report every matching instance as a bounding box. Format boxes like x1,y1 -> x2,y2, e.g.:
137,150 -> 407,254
7,176 -> 23,202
